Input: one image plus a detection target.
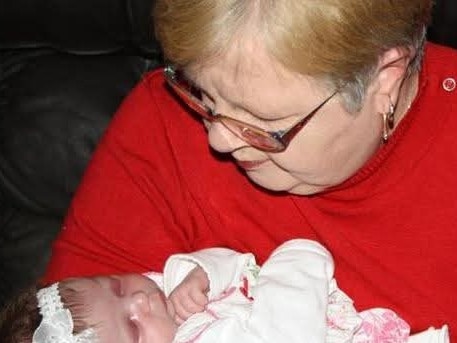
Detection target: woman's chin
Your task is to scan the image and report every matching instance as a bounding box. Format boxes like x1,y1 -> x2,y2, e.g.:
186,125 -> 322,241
246,170 -> 296,193
246,170 -> 324,195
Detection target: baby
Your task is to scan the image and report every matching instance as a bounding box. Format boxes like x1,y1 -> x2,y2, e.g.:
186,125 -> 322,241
0,239 -> 449,343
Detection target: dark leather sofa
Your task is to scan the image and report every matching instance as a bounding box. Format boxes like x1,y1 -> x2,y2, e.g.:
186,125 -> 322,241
0,0 -> 455,307
0,0 -> 162,306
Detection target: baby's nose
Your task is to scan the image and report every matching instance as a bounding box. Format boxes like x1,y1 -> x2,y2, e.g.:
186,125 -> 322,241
128,291 -> 151,317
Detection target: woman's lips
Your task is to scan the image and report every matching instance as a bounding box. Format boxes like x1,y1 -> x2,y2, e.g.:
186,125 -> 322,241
236,159 -> 268,170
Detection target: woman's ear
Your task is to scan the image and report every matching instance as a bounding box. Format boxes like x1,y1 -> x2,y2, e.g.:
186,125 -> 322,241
371,46 -> 415,113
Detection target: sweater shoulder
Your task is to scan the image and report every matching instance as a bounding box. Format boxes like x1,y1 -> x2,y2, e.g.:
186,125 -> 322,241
424,42 -> 457,74
139,68 -> 168,99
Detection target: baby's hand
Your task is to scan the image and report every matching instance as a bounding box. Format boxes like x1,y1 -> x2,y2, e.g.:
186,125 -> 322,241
169,266 -> 209,324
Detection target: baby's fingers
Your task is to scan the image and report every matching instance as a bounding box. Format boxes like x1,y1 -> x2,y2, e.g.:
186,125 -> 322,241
172,298 -> 197,323
189,288 -> 208,308
171,293 -> 208,323
180,294 -> 206,314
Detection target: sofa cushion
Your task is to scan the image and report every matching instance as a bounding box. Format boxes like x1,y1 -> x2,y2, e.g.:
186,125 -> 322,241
0,0 -> 158,56
0,50 -> 158,215
0,202 -> 61,307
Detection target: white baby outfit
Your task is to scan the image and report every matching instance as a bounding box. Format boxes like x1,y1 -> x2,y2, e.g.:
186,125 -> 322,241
145,239 -> 449,343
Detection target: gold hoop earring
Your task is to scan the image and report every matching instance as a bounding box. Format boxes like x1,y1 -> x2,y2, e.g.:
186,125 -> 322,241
382,100 -> 395,143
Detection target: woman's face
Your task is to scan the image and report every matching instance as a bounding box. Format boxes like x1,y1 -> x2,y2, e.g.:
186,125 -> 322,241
190,41 -> 383,195
64,274 -> 177,343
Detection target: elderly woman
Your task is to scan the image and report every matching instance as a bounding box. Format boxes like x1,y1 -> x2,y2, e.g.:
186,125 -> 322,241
45,0 -> 457,339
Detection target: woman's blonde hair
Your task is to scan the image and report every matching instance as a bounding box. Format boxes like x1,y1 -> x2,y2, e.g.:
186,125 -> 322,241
154,0 -> 432,110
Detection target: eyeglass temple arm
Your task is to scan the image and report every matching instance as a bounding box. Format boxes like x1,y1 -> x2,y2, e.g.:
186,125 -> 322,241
275,91 -> 338,143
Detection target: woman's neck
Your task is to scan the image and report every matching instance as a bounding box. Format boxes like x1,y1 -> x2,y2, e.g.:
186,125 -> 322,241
393,70 -> 419,130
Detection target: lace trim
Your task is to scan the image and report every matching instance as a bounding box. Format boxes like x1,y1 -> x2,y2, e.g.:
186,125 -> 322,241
33,283 -> 97,343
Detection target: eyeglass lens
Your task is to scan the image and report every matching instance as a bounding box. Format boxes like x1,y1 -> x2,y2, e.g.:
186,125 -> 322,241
166,69 -> 289,152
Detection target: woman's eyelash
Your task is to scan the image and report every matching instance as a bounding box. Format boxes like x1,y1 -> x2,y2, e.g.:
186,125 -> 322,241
197,87 -> 297,128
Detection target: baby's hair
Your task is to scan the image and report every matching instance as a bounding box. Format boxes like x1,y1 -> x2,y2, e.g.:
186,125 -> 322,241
0,281 -> 98,343
0,285 -> 41,343
59,279 -> 97,333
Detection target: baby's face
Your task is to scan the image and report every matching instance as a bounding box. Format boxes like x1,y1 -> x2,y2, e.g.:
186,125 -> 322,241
64,274 -> 177,343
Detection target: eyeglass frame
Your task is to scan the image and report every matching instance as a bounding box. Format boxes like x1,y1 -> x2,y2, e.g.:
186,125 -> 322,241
164,65 -> 338,153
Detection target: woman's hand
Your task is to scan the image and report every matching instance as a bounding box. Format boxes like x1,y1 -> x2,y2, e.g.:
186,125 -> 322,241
169,266 -> 209,324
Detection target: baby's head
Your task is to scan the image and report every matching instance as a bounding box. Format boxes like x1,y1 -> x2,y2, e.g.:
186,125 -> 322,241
0,274 -> 178,343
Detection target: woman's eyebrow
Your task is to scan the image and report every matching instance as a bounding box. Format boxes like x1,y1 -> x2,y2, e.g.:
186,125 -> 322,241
185,70 -> 299,121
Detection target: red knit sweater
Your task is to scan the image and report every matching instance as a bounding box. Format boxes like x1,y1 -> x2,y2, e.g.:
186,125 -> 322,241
45,43 -> 457,337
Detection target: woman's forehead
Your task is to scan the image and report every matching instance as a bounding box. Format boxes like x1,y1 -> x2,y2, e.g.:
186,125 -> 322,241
190,43 -> 326,118
191,38 -> 296,85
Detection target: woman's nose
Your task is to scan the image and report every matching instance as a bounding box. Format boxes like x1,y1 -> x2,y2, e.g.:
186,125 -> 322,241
207,121 -> 247,153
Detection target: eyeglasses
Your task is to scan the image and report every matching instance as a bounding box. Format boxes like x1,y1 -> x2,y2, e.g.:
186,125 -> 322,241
164,65 -> 337,153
